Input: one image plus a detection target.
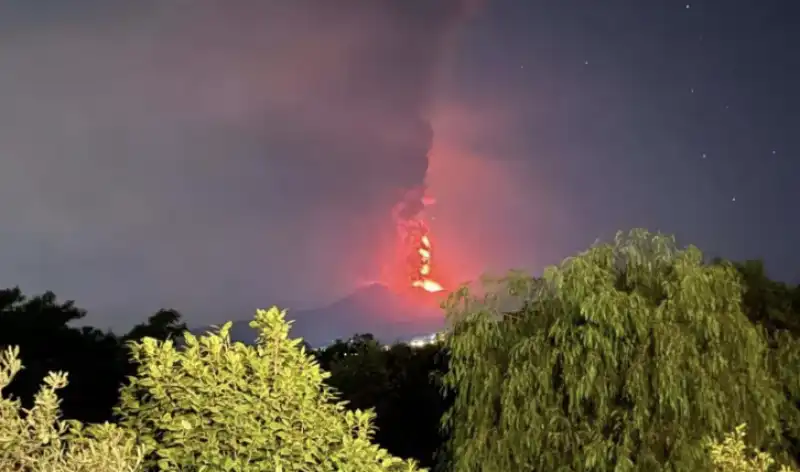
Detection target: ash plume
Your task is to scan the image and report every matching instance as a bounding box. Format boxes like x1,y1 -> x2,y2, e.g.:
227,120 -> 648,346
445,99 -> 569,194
0,0 -> 473,328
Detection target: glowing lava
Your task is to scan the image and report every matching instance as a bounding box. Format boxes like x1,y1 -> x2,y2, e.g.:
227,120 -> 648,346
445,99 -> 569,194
391,188 -> 445,294
406,216 -> 444,293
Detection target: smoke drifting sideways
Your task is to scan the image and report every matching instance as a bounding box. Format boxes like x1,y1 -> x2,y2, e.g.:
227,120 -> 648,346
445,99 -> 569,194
0,0 -> 473,329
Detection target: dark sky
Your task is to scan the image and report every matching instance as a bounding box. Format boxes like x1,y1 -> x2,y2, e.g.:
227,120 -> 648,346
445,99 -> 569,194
1,0 -> 798,331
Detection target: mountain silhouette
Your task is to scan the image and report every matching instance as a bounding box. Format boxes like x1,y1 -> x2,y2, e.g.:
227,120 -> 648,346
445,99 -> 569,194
202,283 -> 447,347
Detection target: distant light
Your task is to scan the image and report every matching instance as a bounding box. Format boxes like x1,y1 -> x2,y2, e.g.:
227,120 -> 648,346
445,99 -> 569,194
406,332 -> 440,348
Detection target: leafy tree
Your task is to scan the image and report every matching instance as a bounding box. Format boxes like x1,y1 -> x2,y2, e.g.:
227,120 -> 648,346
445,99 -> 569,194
0,346 -> 143,471
0,286 -> 192,425
317,334 -> 381,366
723,260 -> 800,461
115,307 -> 423,471
706,424 -> 794,472
377,343 -> 450,470
0,288 -> 86,330
733,260 -> 800,338
318,336 -> 451,469
123,309 -> 187,343
0,288 -> 126,423
319,334 -> 390,414
441,229 -> 795,471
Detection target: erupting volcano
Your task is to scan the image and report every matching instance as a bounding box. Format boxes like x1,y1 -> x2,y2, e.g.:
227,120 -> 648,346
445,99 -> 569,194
407,221 -> 444,292
393,189 -> 445,293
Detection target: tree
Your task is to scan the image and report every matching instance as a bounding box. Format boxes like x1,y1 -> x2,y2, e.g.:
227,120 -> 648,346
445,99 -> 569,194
115,307 -> 423,471
319,334 -> 391,415
377,343 -> 450,470
0,346 -> 143,471
0,288 -> 126,423
441,229 -> 796,471
318,336 -> 451,469
731,260 -> 800,461
706,424 -> 794,472
0,286 -> 193,425
733,260 -> 800,338
123,309 -> 187,343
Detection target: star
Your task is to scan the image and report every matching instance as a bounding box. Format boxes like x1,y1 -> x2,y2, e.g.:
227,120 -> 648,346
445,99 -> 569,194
584,60 -> 589,65
690,87 -> 695,93
701,152 -> 707,159
685,4 -> 691,9
772,150 -> 777,155
732,197 -> 736,202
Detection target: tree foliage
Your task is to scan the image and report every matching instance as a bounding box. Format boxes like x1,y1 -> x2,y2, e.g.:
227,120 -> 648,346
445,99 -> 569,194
0,288 -> 127,423
2,227 -> 800,470
0,346 -> 143,472
317,335 -> 451,469
115,307 -> 423,471
732,261 -> 800,459
441,229 -> 795,471
123,309 -> 188,344
706,424 -> 793,472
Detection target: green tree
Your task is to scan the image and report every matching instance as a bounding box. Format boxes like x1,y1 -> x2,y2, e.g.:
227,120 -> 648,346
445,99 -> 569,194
318,336 -> 451,469
123,309 -> 188,343
0,346 -> 143,471
733,260 -> 800,337
0,287 -> 126,423
706,424 -> 794,472
732,260 -> 800,461
441,229 -> 795,471
319,334 -> 390,414
115,307 -> 423,471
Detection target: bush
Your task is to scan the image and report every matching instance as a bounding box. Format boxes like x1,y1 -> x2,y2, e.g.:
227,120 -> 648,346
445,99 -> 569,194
0,346 -> 144,472
707,424 -> 794,472
116,307 -> 422,471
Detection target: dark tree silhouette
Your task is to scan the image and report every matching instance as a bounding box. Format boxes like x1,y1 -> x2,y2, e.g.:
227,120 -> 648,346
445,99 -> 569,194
0,287 -> 189,424
733,259 -> 800,338
317,334 -> 451,469
0,287 -> 124,422
123,308 -> 188,343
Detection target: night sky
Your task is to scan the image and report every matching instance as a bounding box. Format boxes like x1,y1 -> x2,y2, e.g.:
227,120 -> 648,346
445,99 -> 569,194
1,0 -> 798,332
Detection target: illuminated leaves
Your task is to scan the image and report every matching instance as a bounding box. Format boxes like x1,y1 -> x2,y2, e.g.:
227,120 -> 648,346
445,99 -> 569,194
441,229 -> 793,472
0,346 -> 144,471
116,307 -> 423,471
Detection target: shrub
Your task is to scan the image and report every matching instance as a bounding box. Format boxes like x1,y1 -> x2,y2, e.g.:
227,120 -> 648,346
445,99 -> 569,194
707,424 -> 793,472
116,307 -> 422,471
0,346 -> 143,472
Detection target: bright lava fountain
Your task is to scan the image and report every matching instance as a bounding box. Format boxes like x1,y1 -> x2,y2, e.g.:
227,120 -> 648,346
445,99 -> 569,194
400,196 -> 444,293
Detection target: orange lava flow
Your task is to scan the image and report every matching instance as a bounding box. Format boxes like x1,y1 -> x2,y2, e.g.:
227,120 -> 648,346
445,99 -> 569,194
392,188 -> 445,294
407,220 -> 444,293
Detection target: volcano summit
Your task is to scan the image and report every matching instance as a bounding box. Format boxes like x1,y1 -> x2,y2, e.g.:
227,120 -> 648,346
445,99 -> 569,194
214,283 -> 446,347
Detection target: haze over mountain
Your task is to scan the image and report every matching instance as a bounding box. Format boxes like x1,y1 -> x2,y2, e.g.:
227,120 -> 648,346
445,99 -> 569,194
205,283 -> 447,347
